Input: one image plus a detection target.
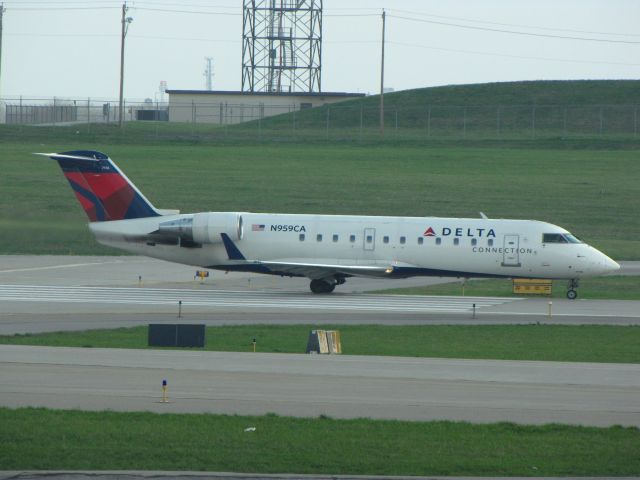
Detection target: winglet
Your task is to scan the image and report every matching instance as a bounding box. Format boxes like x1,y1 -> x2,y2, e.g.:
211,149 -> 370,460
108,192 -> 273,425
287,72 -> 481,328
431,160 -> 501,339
220,233 -> 246,260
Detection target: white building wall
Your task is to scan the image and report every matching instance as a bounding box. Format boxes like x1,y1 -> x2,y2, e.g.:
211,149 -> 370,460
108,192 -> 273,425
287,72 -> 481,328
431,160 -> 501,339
167,92 -> 362,124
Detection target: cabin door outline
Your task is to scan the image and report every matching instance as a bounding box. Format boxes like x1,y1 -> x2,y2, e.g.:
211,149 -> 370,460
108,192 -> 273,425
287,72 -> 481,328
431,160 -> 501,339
501,234 -> 521,267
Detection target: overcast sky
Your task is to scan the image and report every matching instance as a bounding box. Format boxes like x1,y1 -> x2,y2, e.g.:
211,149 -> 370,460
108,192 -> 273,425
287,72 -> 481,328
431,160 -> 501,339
1,0 -> 639,100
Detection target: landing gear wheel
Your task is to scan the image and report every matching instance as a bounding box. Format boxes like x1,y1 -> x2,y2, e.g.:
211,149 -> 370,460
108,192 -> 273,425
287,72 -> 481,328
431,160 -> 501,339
310,279 -> 336,294
566,278 -> 579,300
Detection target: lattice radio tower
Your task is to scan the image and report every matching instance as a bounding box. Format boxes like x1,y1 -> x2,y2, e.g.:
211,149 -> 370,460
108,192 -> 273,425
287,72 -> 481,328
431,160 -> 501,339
242,0 -> 322,93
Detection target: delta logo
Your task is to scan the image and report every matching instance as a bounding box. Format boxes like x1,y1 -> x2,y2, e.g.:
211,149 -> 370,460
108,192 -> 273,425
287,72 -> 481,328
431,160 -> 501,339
423,226 -> 496,238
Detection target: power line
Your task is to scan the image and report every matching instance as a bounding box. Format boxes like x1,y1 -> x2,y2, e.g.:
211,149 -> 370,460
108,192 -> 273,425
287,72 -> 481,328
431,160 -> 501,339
387,8 -> 640,38
388,40 -> 640,67
6,32 -> 238,43
134,7 -> 238,15
387,14 -> 640,45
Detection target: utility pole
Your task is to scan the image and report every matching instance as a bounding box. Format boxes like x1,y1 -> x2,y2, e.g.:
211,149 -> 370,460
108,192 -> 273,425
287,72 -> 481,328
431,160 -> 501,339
204,57 -> 213,90
118,2 -> 132,127
379,9 -> 386,138
0,4 -> 5,102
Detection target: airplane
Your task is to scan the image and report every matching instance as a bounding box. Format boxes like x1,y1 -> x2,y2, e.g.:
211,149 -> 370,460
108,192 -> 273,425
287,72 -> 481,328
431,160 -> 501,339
39,150 -> 620,299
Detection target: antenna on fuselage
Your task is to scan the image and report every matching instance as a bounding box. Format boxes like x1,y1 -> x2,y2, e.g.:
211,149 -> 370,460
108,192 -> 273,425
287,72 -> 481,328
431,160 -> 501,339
479,212 -> 489,219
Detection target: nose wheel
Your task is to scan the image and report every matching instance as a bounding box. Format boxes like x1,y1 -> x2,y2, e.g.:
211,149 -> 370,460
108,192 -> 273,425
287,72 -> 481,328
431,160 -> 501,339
566,279 -> 579,300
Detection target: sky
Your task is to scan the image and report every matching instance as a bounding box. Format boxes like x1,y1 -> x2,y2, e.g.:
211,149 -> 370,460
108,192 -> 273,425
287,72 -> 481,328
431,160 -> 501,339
1,0 -> 639,100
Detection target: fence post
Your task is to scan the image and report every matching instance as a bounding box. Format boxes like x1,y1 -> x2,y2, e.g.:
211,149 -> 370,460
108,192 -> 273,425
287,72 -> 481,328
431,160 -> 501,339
426,107 -> 431,138
87,97 -> 91,130
191,101 -> 196,137
496,106 -> 500,139
462,107 -> 466,139
53,96 -> 56,125
325,106 -> 330,141
395,110 -> 398,138
599,106 -> 604,135
531,106 -> 536,139
563,107 -> 567,138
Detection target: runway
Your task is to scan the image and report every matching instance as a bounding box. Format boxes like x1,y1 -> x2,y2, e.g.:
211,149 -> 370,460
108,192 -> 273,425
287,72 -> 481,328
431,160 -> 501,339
2,345 -> 638,427
0,284 -> 517,312
1,255 -> 639,334
1,256 -> 639,429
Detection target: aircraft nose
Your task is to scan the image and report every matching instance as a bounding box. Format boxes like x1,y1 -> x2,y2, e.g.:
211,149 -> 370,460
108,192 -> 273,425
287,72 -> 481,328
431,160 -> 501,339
604,256 -> 620,273
595,252 -> 620,275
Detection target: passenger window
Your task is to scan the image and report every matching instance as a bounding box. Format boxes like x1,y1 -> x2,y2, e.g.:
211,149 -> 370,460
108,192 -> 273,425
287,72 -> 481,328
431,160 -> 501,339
400,236 -> 406,244
453,238 -> 459,246
436,238 -> 442,245
317,234 -> 323,242
332,234 -> 338,243
488,239 -> 494,247
471,238 -> 477,246
349,234 -> 356,243
383,236 -> 389,244
299,233 -> 305,241
418,237 -> 424,245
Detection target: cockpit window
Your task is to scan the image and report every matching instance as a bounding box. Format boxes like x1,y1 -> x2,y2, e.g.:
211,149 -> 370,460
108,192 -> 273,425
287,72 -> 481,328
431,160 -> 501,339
543,233 -> 567,243
563,234 -> 582,244
543,233 -> 583,244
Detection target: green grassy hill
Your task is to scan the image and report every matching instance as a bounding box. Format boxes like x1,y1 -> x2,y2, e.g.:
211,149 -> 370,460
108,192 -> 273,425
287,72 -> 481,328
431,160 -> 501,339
252,80 -> 640,141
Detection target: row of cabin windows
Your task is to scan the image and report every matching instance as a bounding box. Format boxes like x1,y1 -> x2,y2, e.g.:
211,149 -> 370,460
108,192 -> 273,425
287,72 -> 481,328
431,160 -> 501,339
298,233 -> 494,247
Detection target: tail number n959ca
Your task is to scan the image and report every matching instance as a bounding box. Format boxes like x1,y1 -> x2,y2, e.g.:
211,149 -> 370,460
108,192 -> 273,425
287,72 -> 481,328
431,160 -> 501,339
271,224 -> 307,232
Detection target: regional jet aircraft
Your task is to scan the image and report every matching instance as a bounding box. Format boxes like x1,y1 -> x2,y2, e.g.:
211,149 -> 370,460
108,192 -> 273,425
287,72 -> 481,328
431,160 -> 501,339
40,150 -> 620,298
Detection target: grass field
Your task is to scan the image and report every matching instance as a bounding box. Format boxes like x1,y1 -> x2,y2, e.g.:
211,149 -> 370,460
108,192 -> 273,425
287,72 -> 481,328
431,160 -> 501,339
3,324 -> 639,363
1,408 -> 638,475
2,141 -> 639,259
379,275 -> 640,300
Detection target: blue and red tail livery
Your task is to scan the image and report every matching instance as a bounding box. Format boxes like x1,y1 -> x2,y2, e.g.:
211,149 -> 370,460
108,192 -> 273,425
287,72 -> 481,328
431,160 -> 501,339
40,150 -> 160,222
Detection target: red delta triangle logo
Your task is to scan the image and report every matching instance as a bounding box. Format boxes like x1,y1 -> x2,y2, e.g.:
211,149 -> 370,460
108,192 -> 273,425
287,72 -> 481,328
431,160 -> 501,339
423,227 -> 436,237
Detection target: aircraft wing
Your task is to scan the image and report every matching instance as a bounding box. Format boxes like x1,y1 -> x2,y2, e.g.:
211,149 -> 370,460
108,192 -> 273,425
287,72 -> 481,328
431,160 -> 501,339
256,261 -> 394,280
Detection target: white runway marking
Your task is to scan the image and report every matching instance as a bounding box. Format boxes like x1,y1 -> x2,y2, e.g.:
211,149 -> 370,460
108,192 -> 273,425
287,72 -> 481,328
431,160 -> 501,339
0,284 -> 520,313
0,260 -> 124,274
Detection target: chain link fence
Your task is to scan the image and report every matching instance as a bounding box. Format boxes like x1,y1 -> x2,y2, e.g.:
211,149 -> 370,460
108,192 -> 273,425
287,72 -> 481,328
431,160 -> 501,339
2,97 -> 638,142
1,97 -> 168,126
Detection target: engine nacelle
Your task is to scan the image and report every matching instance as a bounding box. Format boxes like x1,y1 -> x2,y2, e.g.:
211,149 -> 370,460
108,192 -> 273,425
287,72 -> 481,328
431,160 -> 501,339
158,212 -> 243,245
192,212 -> 243,244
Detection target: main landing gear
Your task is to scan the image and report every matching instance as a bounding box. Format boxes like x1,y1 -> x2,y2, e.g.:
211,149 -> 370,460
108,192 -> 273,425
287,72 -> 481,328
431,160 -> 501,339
566,278 -> 579,300
309,277 -> 345,294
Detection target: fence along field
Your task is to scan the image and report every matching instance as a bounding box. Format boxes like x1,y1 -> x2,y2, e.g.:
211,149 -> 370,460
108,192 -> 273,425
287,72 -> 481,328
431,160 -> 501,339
3,98 -> 640,142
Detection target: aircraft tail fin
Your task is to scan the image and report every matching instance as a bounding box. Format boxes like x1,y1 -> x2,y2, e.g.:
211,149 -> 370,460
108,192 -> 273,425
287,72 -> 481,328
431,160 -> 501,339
38,150 -> 161,222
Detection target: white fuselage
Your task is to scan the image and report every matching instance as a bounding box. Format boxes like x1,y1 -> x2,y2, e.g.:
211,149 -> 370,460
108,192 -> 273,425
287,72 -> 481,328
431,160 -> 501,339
90,211 -> 619,281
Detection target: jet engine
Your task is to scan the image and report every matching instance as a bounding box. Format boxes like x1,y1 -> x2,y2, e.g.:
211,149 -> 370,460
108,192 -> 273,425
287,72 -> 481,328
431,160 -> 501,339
157,212 -> 243,245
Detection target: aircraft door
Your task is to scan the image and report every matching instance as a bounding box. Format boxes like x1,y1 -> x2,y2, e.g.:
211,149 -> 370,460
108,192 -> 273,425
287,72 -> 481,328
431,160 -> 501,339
363,228 -> 376,251
502,234 -> 521,267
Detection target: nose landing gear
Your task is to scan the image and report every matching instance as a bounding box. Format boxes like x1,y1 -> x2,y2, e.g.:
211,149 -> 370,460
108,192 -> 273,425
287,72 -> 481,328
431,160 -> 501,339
566,279 -> 579,300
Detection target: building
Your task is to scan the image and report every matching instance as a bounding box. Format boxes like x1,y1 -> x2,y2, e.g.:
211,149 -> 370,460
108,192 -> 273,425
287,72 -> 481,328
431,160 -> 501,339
166,90 -> 365,125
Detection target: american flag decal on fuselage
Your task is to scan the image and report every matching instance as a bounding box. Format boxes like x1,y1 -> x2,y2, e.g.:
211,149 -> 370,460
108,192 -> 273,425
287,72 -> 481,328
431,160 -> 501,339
252,224 -> 265,231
